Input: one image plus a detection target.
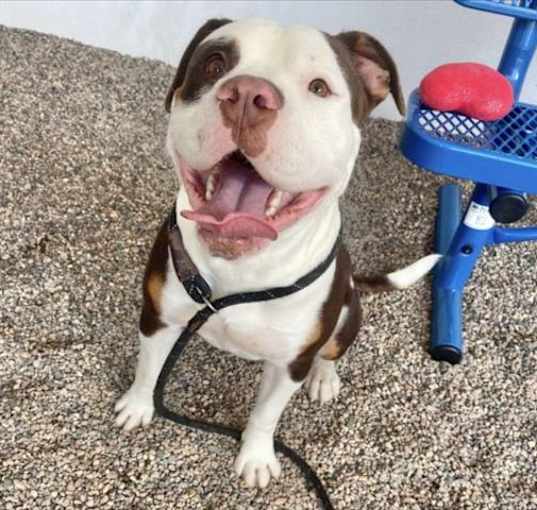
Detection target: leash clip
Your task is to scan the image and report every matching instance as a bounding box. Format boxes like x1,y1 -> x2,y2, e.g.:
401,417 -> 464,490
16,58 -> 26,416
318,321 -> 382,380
202,295 -> 217,312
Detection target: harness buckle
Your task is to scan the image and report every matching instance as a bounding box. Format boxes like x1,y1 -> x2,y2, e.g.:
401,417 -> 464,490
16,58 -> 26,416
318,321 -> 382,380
202,295 -> 217,312
184,274 -> 213,305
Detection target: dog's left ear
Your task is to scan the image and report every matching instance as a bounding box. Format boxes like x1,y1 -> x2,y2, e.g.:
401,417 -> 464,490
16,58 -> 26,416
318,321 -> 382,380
165,18 -> 232,112
335,31 -> 405,118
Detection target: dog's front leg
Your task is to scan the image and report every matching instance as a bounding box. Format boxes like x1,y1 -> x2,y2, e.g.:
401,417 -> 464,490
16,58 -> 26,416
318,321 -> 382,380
114,326 -> 181,431
234,361 -> 302,488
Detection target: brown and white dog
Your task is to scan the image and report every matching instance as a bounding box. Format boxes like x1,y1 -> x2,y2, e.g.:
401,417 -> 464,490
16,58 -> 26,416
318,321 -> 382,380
114,18 -> 439,488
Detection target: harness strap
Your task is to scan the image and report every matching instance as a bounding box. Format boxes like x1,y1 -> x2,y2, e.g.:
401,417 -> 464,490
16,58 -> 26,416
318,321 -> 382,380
168,206 -> 212,304
153,206 -> 339,510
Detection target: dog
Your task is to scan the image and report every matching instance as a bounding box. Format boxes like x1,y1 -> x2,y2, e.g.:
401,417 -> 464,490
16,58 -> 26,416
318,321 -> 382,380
114,18 -> 440,488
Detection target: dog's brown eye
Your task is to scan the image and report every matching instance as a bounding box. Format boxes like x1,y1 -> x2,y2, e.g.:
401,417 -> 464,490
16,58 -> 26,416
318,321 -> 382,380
308,79 -> 331,97
205,54 -> 226,79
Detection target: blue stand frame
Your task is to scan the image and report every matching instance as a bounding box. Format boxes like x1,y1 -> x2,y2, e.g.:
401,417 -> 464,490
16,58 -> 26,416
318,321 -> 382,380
431,184 -> 537,362
401,0 -> 537,363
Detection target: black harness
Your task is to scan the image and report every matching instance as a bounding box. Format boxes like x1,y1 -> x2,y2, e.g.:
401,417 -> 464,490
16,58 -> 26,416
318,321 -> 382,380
153,207 -> 339,510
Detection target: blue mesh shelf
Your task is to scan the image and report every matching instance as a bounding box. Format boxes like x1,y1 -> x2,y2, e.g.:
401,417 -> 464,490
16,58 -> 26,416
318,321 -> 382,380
455,0 -> 537,20
400,90 -> 537,194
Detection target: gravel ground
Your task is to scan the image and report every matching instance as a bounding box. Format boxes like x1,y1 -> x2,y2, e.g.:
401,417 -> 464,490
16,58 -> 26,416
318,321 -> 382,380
2,25 -> 537,510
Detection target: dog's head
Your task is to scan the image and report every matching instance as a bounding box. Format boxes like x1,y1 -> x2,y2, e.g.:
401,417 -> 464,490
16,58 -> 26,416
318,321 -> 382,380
166,18 -> 404,259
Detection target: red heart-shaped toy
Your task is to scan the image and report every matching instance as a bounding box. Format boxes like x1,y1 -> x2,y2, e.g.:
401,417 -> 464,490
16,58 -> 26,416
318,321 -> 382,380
420,63 -> 514,121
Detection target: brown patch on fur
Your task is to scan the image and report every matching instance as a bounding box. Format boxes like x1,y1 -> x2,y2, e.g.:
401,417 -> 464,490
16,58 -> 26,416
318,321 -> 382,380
288,245 -> 358,382
287,322 -> 323,382
165,18 -> 235,111
181,38 -> 240,103
219,75 -> 283,157
172,86 -> 183,105
147,273 -> 164,313
221,108 -> 277,158
325,34 -> 371,125
139,220 -> 169,336
319,337 -> 340,360
304,322 -> 323,351
353,274 -> 394,293
321,284 -> 362,361
326,31 -> 405,123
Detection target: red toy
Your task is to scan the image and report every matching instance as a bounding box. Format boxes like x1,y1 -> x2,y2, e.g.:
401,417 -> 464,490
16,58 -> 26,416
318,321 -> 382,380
420,62 -> 514,121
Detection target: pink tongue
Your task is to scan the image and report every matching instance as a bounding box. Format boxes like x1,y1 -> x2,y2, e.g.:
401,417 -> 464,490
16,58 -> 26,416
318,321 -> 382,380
181,158 -> 278,240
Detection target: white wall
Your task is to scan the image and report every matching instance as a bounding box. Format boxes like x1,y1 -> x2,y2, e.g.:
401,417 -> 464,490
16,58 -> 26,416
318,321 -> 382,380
2,0 -> 535,120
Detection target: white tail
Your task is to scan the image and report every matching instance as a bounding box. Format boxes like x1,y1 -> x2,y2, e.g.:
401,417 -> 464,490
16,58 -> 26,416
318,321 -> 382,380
354,254 -> 442,293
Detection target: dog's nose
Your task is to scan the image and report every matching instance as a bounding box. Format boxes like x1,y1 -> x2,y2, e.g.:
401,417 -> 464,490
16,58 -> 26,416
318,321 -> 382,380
217,75 -> 283,126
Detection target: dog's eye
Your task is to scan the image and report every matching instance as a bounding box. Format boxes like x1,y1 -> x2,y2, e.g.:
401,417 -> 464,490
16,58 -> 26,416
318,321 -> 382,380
205,54 -> 227,79
308,79 -> 331,98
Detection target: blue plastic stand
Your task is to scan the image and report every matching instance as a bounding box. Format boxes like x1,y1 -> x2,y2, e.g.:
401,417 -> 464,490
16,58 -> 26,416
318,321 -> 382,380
400,0 -> 537,363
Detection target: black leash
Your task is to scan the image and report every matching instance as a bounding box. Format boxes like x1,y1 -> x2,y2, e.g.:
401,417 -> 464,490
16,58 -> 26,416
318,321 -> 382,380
153,207 -> 339,510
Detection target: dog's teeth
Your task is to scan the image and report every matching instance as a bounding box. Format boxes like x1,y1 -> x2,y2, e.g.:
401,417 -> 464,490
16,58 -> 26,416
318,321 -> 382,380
265,205 -> 277,217
266,190 -> 283,217
269,190 -> 283,208
205,173 -> 217,201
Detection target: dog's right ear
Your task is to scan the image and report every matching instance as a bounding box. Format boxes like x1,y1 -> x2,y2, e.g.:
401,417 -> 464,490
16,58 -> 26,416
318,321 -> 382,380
165,18 -> 232,112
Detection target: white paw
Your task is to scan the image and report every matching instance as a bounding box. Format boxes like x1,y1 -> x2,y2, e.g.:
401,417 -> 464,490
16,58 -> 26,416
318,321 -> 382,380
306,359 -> 340,404
114,388 -> 154,431
234,433 -> 281,489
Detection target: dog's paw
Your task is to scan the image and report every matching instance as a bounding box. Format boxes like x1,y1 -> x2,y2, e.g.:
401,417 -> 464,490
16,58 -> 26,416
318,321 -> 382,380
234,434 -> 281,488
114,389 -> 154,431
306,359 -> 340,404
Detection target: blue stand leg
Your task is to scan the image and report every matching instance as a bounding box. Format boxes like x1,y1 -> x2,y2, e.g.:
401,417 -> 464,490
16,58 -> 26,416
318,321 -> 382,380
431,183 -> 494,363
431,184 -> 463,363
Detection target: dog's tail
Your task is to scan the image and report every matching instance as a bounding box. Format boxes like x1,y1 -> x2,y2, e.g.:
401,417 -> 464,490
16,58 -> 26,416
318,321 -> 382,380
353,254 -> 442,293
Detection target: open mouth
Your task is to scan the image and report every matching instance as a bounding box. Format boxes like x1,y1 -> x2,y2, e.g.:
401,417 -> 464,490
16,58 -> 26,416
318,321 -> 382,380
179,150 -> 326,241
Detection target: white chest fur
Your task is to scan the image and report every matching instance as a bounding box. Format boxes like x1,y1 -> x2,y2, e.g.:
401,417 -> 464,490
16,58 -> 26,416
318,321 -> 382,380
159,255 -> 335,365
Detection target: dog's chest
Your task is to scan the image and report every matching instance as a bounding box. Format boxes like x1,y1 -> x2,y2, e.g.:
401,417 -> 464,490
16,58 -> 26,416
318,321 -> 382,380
160,243 -> 338,363
198,302 -> 316,362
161,264 -> 330,364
